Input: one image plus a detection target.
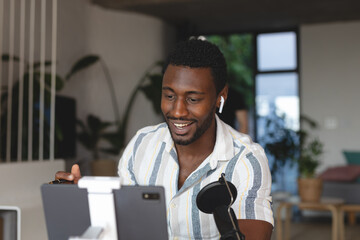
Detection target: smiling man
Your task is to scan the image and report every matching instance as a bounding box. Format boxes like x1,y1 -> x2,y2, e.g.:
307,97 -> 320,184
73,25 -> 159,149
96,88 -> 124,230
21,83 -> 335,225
119,39 -> 273,239
58,39 -> 273,240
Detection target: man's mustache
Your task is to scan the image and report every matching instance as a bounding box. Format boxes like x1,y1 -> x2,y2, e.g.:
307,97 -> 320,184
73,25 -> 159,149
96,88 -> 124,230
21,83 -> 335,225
165,116 -> 197,123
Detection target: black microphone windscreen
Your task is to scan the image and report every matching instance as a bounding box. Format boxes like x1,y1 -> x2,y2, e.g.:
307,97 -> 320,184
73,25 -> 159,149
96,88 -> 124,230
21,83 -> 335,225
196,180 -> 237,214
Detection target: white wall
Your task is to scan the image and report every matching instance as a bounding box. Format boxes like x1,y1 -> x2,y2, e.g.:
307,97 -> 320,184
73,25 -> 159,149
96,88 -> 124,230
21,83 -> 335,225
57,0 -> 176,166
300,20 -> 360,171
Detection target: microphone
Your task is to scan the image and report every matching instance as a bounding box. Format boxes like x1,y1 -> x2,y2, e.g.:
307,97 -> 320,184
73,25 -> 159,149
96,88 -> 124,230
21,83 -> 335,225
196,174 -> 245,240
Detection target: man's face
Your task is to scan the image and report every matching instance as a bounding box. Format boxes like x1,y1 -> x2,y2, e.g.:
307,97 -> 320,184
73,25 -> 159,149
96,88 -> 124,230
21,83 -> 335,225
161,65 -> 218,146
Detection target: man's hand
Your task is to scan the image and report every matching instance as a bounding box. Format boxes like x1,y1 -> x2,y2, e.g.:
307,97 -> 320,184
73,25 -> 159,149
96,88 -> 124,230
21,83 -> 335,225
55,164 -> 82,184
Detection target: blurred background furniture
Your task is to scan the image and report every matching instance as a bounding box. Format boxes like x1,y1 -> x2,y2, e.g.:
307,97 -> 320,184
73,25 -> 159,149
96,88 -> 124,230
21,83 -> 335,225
321,151 -> 360,225
276,196 -> 344,240
339,204 -> 360,240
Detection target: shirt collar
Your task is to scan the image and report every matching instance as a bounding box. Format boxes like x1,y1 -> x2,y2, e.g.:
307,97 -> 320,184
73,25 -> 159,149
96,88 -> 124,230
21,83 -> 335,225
164,125 -> 174,153
209,114 -> 235,169
163,114 -> 235,168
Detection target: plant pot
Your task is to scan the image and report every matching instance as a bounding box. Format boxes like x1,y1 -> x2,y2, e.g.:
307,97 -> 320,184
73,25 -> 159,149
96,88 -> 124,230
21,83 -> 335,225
297,177 -> 323,202
91,159 -> 117,176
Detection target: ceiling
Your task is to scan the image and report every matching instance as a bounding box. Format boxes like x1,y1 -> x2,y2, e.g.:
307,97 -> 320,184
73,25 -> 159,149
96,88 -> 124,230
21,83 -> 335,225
91,0 -> 360,34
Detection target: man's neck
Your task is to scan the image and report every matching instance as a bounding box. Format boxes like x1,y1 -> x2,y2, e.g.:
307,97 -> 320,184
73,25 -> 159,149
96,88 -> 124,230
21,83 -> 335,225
175,120 -> 217,189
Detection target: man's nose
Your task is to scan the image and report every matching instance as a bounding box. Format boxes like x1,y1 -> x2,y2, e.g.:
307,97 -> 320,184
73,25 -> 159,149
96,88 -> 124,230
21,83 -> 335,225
172,99 -> 189,118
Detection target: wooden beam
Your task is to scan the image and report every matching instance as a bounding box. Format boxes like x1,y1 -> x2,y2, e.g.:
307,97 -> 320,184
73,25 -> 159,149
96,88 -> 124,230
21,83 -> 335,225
91,0 -> 200,9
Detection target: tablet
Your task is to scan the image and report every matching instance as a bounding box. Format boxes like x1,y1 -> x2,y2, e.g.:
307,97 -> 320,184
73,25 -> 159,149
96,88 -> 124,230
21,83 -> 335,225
41,184 -> 168,240
114,185 -> 168,240
41,184 -> 90,240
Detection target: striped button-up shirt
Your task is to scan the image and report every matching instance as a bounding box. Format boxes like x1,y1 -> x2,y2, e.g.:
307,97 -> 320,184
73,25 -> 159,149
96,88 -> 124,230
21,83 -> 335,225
118,115 -> 273,239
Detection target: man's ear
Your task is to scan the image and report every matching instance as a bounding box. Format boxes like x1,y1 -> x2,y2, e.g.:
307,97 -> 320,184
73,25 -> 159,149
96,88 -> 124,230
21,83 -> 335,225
217,85 -> 228,108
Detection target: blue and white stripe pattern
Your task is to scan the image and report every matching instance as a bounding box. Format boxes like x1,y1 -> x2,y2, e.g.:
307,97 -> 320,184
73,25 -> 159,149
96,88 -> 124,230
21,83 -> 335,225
118,115 -> 273,240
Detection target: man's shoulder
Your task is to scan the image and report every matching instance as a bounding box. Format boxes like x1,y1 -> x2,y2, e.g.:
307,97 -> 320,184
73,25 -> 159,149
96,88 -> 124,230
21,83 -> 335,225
221,122 -> 265,156
219,120 -> 249,144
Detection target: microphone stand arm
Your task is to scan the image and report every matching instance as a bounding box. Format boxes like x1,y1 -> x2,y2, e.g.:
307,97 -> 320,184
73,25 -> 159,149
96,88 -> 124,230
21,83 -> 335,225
219,174 -> 245,240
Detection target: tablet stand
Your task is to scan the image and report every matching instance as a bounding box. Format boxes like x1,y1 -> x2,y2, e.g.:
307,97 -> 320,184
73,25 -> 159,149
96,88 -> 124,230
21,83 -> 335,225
69,177 -> 121,240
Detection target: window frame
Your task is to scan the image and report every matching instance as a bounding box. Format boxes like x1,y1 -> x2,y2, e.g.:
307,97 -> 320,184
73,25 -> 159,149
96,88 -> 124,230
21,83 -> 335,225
253,28 -> 300,141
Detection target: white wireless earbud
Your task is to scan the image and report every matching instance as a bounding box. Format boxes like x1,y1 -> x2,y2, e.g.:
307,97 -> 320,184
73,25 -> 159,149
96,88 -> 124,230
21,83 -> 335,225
219,96 -> 225,114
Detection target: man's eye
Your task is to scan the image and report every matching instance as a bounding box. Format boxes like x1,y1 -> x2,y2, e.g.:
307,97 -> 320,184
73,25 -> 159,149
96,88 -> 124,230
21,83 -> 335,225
187,98 -> 199,103
165,94 -> 175,100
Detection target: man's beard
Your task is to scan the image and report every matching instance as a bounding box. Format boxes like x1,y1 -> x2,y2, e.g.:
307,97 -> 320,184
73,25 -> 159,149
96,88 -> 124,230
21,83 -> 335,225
165,105 -> 216,146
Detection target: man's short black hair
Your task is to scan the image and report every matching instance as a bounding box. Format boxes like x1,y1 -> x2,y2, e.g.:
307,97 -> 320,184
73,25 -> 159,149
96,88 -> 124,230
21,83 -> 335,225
163,39 -> 227,94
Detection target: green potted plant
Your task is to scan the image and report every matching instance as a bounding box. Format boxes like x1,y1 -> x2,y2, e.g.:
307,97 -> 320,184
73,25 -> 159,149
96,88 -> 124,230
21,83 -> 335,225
296,116 -> 324,202
261,113 -> 324,202
76,114 -> 119,176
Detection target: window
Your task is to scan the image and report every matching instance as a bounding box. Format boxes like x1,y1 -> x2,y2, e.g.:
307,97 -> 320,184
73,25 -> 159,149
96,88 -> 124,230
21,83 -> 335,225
257,32 -> 297,71
255,31 -> 299,193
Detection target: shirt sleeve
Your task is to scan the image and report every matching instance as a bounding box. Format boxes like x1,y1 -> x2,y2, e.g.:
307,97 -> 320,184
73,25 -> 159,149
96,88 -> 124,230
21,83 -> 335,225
231,147 -> 274,226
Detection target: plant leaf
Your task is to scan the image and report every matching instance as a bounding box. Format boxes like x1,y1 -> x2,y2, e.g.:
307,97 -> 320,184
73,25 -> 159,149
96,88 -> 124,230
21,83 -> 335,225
102,131 -> 123,148
87,115 -> 112,134
77,132 -> 94,150
76,119 -> 88,132
43,73 -> 65,91
33,60 -> 52,69
87,115 -> 102,134
139,73 -> 162,114
1,54 -> 20,62
65,55 -> 100,80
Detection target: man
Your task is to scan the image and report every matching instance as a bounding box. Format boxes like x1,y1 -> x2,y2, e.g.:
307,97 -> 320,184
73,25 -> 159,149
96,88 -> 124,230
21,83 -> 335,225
57,39 -> 273,240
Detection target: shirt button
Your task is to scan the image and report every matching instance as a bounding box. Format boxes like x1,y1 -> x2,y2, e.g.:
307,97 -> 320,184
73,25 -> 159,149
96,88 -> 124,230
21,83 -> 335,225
171,203 -> 176,209
174,237 -> 179,240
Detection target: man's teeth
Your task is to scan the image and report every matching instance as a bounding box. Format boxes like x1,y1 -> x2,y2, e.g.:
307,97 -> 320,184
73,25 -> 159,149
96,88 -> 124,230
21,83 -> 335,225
174,123 -> 190,128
